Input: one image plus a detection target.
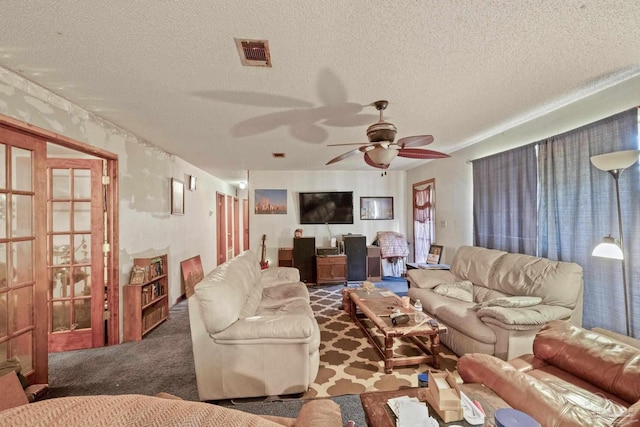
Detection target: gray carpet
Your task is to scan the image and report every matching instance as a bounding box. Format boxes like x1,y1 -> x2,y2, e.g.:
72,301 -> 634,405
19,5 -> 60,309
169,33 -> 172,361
48,289 -> 367,425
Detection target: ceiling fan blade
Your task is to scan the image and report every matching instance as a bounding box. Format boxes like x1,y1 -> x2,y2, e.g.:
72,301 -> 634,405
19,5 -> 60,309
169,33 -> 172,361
327,142 -> 369,147
397,135 -> 434,148
364,152 -> 389,169
326,148 -> 361,165
397,148 -> 450,159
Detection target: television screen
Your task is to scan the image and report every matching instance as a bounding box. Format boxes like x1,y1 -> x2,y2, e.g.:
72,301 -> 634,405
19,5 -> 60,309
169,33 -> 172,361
299,191 -> 354,224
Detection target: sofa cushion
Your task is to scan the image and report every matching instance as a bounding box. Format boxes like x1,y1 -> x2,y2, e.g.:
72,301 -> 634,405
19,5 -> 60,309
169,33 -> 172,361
478,305 -> 572,329
434,303 -> 496,344
491,252 -> 582,308
432,281 -> 473,302
260,282 -> 309,309
260,267 -> 301,287
195,252 -> 260,334
533,320 -> 640,405
449,246 -> 507,287
239,284 -> 263,319
407,269 -> 456,289
474,296 -> 542,309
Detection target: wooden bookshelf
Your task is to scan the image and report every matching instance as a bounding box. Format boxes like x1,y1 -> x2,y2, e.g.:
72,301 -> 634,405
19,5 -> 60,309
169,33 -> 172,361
123,254 -> 169,342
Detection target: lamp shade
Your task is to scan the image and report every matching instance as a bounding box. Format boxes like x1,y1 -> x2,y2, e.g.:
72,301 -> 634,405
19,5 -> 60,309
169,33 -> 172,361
592,236 -> 624,260
590,149 -> 640,172
367,147 -> 398,165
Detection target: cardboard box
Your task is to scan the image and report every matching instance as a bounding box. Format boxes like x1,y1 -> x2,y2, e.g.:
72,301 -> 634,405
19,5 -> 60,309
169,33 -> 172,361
422,370 -> 463,422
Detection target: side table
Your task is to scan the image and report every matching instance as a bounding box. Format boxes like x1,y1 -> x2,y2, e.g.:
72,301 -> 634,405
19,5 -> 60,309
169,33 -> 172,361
359,383 -> 509,427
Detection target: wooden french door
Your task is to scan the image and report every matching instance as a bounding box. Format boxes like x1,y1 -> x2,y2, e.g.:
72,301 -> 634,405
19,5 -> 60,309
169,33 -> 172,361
46,159 -> 104,352
0,125 -> 47,384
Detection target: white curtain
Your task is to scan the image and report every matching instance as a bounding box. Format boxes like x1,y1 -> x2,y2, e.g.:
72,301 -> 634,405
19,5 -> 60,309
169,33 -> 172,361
413,185 -> 432,263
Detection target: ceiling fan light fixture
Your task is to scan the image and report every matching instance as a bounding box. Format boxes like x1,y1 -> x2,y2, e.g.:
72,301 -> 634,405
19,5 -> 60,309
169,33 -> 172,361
368,147 -> 398,165
367,121 -> 397,143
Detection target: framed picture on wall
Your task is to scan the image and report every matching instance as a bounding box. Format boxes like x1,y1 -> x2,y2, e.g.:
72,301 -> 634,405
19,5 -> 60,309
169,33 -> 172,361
255,189 -> 287,214
426,244 -> 443,264
171,178 -> 185,215
360,196 -> 393,220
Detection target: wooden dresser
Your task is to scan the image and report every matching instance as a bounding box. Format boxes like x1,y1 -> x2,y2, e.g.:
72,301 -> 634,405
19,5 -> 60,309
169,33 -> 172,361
316,255 -> 347,285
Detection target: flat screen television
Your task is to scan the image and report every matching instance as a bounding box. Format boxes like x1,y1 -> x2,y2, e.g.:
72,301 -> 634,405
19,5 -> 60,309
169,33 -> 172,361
299,191 -> 354,224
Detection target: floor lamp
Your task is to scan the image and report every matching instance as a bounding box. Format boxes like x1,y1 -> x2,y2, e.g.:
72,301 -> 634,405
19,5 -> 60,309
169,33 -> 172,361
590,149 -> 640,337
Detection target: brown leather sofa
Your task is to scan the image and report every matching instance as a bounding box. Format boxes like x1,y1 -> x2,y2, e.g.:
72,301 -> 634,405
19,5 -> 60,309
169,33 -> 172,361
457,320 -> 640,427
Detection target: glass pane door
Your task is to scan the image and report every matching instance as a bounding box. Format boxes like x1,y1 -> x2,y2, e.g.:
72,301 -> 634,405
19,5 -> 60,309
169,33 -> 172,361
47,159 -> 103,352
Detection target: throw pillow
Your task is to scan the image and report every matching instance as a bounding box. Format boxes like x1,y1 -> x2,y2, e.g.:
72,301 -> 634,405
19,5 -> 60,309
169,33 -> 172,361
474,296 -> 542,310
432,281 -> 474,302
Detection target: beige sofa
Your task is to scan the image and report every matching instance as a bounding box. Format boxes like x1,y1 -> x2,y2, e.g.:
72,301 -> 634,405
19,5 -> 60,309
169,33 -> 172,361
188,250 -> 320,400
407,246 -> 583,360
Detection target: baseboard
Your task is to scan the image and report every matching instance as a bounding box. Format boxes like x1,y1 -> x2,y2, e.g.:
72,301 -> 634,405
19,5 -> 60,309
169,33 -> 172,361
175,293 -> 186,304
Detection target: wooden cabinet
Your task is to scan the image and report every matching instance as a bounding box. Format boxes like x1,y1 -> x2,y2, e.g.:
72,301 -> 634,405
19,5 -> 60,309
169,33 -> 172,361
278,247 -> 293,267
366,246 -> 382,281
124,254 -> 169,342
316,255 -> 347,285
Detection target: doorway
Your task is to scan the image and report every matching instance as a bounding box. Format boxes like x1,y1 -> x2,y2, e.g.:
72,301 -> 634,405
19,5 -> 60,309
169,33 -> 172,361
46,158 -> 105,352
0,116 -> 119,384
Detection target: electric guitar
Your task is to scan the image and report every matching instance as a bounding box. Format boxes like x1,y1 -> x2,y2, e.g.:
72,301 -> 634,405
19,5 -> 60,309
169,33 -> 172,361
260,234 -> 269,269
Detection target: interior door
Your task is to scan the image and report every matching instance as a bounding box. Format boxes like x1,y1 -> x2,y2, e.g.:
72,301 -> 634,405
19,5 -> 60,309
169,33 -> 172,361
0,125 -> 47,384
216,192 -> 226,265
226,195 -> 232,259
47,159 -> 104,352
243,198 -> 249,251
233,197 -> 240,256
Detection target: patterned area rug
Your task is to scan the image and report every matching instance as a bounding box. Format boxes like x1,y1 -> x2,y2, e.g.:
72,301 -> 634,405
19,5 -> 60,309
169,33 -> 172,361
303,285 -> 458,398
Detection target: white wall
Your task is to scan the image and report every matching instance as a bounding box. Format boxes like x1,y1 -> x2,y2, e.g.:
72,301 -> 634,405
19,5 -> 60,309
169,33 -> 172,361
0,67 -> 235,339
406,74 -> 640,264
249,170 -> 407,266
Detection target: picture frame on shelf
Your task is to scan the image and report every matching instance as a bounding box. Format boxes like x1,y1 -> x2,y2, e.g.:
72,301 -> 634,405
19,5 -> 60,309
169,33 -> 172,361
171,178 -> 185,215
426,244 -> 443,264
360,196 -> 393,220
129,265 -> 146,284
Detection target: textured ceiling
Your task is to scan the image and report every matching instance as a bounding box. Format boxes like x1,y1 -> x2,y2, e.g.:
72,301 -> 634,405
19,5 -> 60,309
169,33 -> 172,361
1,1 -> 640,184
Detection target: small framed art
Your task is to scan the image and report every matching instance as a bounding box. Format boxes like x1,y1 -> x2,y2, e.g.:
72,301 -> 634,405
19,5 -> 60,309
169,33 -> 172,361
360,196 -> 393,220
426,244 -> 443,264
171,178 -> 185,215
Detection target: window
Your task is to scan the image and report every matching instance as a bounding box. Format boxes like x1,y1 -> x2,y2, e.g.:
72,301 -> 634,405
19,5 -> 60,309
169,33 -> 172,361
412,179 -> 435,263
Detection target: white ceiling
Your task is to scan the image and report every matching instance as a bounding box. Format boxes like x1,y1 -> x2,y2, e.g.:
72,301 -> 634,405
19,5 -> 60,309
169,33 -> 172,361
2,1 -> 640,185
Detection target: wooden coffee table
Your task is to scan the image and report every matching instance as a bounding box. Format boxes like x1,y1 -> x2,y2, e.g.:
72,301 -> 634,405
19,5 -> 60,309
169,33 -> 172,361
348,288 -> 446,373
360,383 -> 509,427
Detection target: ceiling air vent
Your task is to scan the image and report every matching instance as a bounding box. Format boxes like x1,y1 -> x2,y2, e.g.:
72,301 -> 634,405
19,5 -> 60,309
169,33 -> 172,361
235,38 -> 272,67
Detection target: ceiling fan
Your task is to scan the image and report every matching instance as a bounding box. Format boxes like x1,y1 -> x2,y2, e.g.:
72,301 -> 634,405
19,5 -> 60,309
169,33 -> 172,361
325,100 -> 449,172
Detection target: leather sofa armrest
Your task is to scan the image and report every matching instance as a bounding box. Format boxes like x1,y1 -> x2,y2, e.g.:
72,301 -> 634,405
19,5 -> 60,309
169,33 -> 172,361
261,267 -> 301,287
293,399 -> 342,427
212,314 -> 315,342
478,305 -> 572,330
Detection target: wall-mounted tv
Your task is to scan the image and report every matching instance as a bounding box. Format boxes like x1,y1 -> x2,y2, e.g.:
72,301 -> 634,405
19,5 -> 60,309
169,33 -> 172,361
299,191 -> 354,224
